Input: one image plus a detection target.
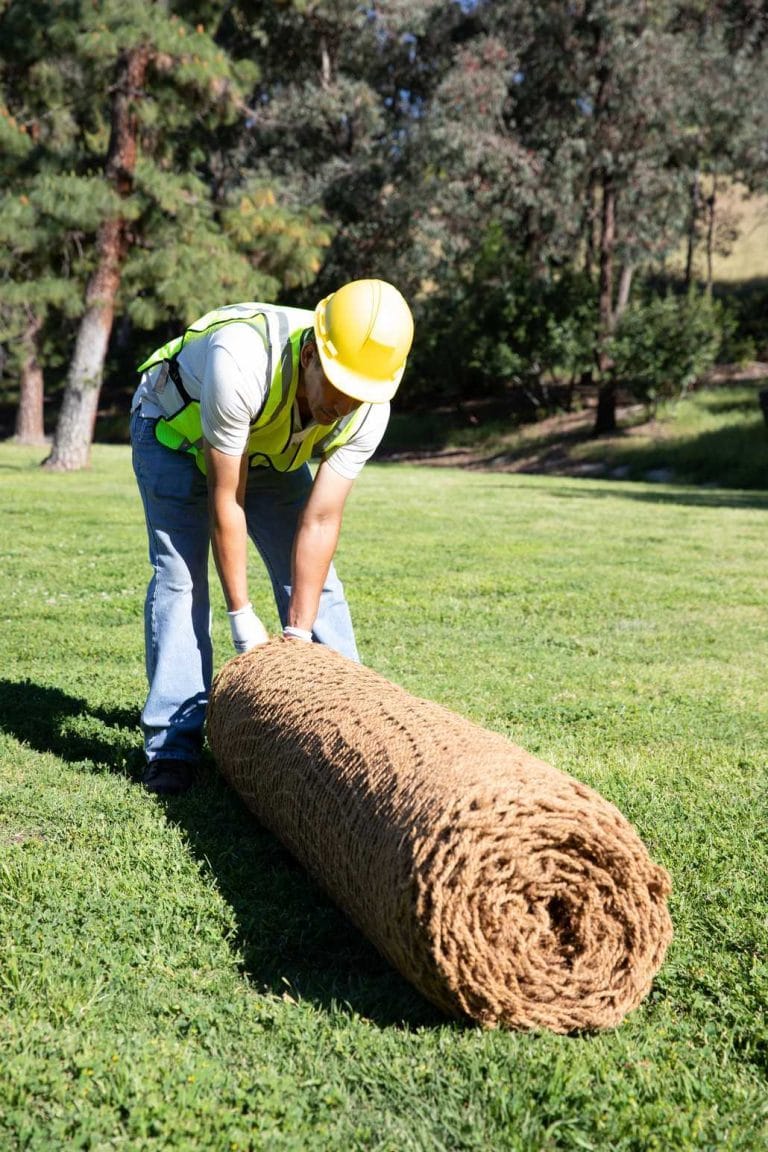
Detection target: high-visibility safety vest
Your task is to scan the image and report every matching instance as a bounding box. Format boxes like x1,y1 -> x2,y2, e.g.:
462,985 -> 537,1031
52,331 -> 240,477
137,303 -> 371,475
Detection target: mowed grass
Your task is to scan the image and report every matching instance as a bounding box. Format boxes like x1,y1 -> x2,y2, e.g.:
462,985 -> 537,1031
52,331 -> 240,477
1,440 -> 766,1151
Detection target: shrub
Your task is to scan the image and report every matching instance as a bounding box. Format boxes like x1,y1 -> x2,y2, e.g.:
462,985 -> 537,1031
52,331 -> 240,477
715,280 -> 768,363
608,289 -> 727,412
405,234 -> 596,412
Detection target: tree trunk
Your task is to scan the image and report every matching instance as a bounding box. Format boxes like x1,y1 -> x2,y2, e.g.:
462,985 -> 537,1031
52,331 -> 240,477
615,262 -> 633,319
593,172 -> 617,434
684,166 -> 701,289
594,377 -> 617,435
597,172 -> 615,359
14,313 -> 46,444
580,177 -> 598,360
588,21 -> 620,437
584,169 -> 599,280
44,46 -> 148,471
319,33 -> 332,89
705,175 -> 717,297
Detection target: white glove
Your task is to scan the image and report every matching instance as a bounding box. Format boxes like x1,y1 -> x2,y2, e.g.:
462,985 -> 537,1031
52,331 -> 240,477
282,626 -> 313,642
228,603 -> 269,653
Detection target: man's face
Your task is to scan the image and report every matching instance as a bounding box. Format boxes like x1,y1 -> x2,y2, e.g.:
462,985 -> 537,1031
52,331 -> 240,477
301,342 -> 362,424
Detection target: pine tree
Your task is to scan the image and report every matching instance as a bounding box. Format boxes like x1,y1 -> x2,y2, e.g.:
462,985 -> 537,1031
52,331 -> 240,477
40,3 -> 254,470
0,0 -> 332,469
0,106 -> 50,443
0,12 -> 93,444
44,42 -> 150,468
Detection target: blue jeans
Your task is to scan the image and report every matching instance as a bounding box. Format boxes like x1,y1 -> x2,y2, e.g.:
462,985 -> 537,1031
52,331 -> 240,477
131,410 -> 359,765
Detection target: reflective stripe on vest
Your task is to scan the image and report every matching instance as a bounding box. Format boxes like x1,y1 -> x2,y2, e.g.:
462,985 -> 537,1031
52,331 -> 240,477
139,304 -> 370,475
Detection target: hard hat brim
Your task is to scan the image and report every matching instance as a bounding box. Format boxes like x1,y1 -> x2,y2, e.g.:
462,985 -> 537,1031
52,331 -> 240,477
314,335 -> 405,404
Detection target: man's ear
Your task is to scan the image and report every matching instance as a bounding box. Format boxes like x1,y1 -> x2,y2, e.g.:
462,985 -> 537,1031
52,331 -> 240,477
300,338 -> 317,368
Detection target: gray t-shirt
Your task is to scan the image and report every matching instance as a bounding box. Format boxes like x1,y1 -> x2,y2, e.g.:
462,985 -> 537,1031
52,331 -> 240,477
132,321 -> 390,480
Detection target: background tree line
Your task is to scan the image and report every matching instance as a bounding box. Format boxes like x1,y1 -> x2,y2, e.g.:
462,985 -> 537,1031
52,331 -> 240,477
1,0 -> 766,469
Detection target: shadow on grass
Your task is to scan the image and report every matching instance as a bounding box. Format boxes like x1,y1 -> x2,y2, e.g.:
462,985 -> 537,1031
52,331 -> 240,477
165,773 -> 444,1031
382,392 -> 768,495
519,480 -> 768,510
580,419 -> 768,493
0,677 -> 443,1030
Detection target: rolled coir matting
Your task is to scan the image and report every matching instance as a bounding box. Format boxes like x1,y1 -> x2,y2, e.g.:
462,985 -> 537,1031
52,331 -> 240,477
207,640 -> 672,1032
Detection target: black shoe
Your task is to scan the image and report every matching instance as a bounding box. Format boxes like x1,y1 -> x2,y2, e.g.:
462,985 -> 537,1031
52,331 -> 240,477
142,759 -> 195,796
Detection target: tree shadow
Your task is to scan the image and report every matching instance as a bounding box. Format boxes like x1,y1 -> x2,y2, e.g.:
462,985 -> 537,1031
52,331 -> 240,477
0,677 -> 444,1030
380,389 -> 768,499
0,678 -> 142,773
520,479 -> 768,511
587,418 -> 768,495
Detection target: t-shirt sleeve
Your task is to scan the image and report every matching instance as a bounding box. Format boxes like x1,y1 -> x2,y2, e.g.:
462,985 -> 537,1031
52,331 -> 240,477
324,402 -> 390,480
199,325 -> 269,455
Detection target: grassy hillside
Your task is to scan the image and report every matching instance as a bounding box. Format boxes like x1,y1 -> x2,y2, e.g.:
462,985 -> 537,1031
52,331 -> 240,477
385,377 -> 768,491
1,443 -> 766,1149
703,183 -> 768,285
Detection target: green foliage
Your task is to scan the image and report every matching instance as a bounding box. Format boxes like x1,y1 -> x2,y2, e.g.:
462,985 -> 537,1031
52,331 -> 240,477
608,289 -> 728,408
715,280 -> 768,362
1,443 -> 767,1148
122,166 -> 278,330
0,102 -> 33,168
219,179 -> 333,291
120,170 -> 333,331
393,0 -> 767,409
405,227 -> 596,409
124,232 -> 265,332
0,172 -> 98,384
29,172 -> 130,231
1,0 -> 768,433
0,0 -> 340,429
543,285 -> 597,384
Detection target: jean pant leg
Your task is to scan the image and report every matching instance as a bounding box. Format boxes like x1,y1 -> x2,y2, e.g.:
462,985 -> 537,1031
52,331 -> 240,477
243,464 -> 360,662
131,410 -> 212,762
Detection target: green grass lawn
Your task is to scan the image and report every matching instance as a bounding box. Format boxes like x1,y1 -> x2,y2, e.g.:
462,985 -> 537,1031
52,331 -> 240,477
1,441 -> 766,1150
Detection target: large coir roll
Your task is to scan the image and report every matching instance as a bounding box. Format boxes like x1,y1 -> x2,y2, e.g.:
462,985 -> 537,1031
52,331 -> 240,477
207,640 -> 672,1032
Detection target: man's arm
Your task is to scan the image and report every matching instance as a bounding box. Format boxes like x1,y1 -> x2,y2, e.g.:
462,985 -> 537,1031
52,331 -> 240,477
204,441 -> 269,652
288,460 -> 355,634
204,441 -> 250,611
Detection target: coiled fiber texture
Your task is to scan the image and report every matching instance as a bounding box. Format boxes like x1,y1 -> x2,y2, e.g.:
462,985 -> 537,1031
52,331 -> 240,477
208,640 -> 672,1033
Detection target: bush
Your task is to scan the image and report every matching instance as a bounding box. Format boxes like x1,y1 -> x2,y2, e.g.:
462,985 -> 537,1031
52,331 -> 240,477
404,231 -> 596,411
715,280 -> 768,362
607,289 -> 727,411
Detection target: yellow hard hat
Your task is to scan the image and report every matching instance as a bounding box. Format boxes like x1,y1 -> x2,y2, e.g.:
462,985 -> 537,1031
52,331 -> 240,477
313,278 -> 414,403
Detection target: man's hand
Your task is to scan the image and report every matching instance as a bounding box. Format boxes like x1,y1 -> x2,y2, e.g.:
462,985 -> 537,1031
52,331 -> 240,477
228,603 -> 270,653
